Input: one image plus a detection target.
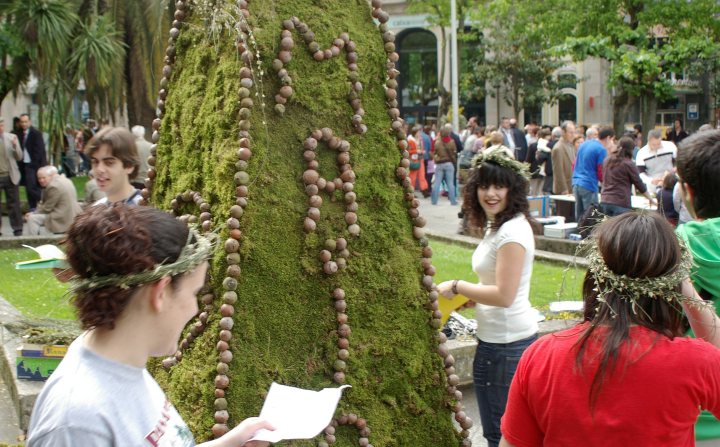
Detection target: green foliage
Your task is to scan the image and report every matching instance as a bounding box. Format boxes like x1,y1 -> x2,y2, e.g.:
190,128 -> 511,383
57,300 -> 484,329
150,2 -> 461,445
463,0 -> 564,117
547,0 -> 720,101
69,15 -> 127,89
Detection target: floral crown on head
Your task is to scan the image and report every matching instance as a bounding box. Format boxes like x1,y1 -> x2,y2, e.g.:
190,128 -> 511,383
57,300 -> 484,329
470,149 -> 531,179
68,228 -> 214,293
582,236 -> 710,315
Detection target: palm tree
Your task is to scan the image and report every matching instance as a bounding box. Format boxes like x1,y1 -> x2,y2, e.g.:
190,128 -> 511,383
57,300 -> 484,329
95,0 -> 172,128
9,0 -> 126,163
0,0 -> 170,162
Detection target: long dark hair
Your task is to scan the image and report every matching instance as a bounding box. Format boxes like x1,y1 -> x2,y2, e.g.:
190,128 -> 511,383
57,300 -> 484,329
605,136 -> 634,170
462,162 -> 533,234
65,204 -> 191,330
576,212 -> 684,409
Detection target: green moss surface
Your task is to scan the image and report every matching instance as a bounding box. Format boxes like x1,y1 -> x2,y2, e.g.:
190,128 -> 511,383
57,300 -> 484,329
151,1 -> 459,445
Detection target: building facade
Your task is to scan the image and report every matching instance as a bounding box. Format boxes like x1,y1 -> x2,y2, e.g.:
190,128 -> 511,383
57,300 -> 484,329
383,1 -> 714,132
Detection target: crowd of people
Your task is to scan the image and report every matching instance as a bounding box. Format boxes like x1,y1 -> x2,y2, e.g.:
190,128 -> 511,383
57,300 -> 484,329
0,119 -> 152,236
4,113 -> 720,446
406,115 -> 711,228
435,127 -> 720,446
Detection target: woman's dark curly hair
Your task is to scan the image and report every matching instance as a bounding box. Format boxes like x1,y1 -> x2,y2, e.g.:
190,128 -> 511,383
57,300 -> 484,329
462,161 -> 533,234
65,204 -> 190,330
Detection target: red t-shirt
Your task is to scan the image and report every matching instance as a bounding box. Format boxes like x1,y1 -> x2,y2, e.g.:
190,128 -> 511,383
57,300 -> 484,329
501,323 -> 720,447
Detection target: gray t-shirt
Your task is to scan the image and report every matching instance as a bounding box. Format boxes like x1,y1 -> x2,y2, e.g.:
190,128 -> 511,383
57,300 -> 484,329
27,334 -> 195,447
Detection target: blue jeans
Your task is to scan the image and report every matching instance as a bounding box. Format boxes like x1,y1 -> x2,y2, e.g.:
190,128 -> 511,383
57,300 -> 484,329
573,185 -> 598,222
473,334 -> 537,447
431,161 -> 456,205
599,202 -> 631,217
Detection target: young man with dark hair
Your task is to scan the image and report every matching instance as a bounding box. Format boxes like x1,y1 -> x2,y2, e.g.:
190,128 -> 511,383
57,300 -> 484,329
85,127 -> 141,205
675,129 -> 720,444
571,126 -> 615,220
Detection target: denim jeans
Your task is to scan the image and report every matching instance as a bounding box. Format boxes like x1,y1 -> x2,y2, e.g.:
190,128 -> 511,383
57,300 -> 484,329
573,185 -> 598,222
599,202 -> 631,217
473,334 -> 538,447
431,161 -> 456,205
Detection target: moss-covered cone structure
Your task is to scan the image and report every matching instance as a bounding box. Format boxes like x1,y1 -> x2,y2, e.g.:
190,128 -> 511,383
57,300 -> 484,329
146,1 -> 469,445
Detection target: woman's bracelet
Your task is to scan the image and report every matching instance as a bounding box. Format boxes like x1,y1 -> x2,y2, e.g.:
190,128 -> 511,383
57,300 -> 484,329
451,279 -> 459,295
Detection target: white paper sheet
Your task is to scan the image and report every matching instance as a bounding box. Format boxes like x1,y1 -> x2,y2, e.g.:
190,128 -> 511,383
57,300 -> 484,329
250,382 -> 351,443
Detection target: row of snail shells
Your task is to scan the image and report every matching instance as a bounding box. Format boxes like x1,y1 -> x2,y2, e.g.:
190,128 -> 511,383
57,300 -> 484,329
371,0 -> 473,444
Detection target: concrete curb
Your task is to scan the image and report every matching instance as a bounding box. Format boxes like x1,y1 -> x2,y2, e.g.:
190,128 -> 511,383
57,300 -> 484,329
426,231 -> 589,267
0,235 -> 64,251
0,298 -> 44,432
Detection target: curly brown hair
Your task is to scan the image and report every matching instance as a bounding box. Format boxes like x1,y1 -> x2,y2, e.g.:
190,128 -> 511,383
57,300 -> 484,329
65,204 -> 190,330
462,162 -> 533,234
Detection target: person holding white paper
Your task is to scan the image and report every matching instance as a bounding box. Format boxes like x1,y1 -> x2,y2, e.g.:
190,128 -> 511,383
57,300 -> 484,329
27,205 -> 274,447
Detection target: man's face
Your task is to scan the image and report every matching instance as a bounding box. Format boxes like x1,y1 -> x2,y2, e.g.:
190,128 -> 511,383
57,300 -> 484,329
509,118 -> 517,128
468,117 -> 477,127
649,137 -> 661,151
563,123 -> 576,142
90,143 -> 134,196
501,118 -> 510,129
19,116 -> 30,130
37,170 -> 53,188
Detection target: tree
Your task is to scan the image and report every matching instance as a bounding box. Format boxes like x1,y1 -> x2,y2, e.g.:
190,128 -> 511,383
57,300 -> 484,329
92,0 -> 173,128
462,0 -> 564,121
406,0 -> 476,118
148,1 -> 469,445
0,0 -> 171,144
543,0 -> 720,137
8,0 -> 126,163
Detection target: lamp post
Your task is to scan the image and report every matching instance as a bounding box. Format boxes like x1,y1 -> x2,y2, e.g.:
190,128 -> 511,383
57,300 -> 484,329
450,0 -> 459,133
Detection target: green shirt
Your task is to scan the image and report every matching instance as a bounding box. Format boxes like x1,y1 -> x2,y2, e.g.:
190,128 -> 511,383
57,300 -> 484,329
677,217 -> 720,440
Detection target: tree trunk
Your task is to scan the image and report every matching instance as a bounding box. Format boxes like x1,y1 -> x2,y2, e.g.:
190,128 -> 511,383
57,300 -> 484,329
437,26 -> 449,119
612,89 -> 629,137
149,2 -> 464,445
640,94 -> 658,147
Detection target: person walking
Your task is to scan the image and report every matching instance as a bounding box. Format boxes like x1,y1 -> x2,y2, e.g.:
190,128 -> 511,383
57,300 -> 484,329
0,118 -> 23,236
437,150 -> 538,447
430,125 -> 457,205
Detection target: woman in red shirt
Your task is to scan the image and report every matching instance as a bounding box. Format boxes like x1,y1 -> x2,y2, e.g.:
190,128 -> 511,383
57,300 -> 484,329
500,212 -> 720,447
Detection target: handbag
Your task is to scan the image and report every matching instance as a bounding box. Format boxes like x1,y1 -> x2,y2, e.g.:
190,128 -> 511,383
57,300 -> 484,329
409,153 -> 421,170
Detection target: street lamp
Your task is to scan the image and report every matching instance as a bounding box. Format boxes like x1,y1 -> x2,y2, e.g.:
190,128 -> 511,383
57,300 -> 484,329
450,0 -> 459,132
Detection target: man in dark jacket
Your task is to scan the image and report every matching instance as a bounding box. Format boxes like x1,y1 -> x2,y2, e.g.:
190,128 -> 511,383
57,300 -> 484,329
18,114 -> 47,210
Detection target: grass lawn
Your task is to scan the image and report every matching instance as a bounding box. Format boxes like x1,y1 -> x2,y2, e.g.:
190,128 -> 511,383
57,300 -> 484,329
18,176 -> 88,202
0,249 -> 74,320
0,240 -> 585,323
429,240 -> 585,316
